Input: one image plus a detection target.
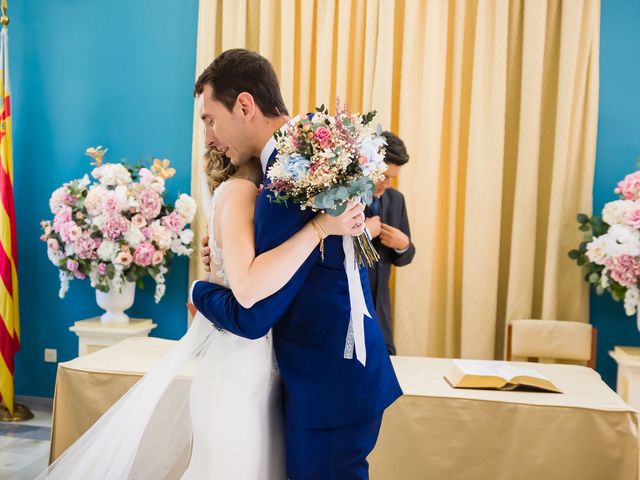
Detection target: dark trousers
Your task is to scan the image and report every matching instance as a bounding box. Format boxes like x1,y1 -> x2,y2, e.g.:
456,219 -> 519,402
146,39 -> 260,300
285,414 -> 384,479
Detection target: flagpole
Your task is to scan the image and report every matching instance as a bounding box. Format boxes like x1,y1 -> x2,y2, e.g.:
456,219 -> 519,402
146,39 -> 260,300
0,0 -> 7,26
0,0 -> 33,422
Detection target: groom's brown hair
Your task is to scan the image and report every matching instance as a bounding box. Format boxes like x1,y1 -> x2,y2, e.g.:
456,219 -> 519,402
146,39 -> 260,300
194,49 -> 289,118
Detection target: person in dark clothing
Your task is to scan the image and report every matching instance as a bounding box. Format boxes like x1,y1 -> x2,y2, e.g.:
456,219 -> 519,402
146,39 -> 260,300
365,131 -> 416,355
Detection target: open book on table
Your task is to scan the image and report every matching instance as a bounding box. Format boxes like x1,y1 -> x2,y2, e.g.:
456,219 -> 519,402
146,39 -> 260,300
444,359 -> 562,393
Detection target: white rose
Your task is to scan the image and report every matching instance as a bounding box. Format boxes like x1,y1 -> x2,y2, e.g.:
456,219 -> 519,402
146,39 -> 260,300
97,240 -> 118,262
601,224 -> 640,257
602,200 -> 635,226
49,187 -> 70,214
585,236 -> 609,265
124,227 -> 145,247
179,228 -> 194,245
93,163 -> 132,187
85,185 -> 107,216
174,194 -> 197,223
92,214 -> 106,228
150,221 -> 173,251
171,238 -> 192,256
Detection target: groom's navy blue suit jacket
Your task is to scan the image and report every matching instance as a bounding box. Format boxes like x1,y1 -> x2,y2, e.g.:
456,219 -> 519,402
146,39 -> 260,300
191,149 -> 402,429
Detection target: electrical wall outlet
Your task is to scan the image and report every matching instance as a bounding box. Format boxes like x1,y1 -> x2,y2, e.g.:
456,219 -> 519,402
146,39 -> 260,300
44,348 -> 57,363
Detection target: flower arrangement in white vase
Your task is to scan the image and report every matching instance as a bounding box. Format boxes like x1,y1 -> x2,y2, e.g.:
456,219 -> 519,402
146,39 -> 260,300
570,167 -> 640,329
40,146 -> 197,323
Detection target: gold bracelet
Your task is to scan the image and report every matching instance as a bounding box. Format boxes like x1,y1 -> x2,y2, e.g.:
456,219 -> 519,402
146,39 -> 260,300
310,218 -> 327,261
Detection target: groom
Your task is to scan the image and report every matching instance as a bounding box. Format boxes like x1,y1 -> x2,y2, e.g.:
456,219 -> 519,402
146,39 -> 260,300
190,49 -> 402,479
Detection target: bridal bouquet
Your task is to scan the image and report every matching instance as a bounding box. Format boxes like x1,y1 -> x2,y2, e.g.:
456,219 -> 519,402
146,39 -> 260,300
266,100 -> 387,267
40,147 -> 197,303
569,167 -> 640,315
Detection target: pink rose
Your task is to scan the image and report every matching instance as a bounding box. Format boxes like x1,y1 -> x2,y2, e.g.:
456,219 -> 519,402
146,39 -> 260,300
615,171 -> 640,200
606,255 -> 640,288
133,242 -> 155,267
116,251 -> 133,267
101,215 -> 129,240
67,225 -> 82,242
358,155 -> 368,165
162,212 -> 186,233
314,126 -> 332,149
625,206 -> 640,228
131,214 -> 146,229
137,189 -> 162,220
151,250 -> 163,265
97,263 -> 108,275
58,221 -> 76,242
66,259 -> 79,272
74,271 -> 86,280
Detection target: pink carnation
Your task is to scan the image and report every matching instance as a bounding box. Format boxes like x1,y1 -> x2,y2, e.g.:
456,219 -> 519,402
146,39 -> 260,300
101,215 -> 129,240
133,242 -> 155,267
615,171 -> 640,200
141,227 -> 152,240
97,263 -> 108,275
53,208 -> 72,233
74,232 -> 98,260
137,189 -> 162,220
606,255 -> 640,288
102,192 -> 123,215
162,212 -> 186,233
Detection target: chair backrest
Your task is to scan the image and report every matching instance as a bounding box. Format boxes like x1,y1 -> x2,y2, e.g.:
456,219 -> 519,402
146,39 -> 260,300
506,319 -> 597,369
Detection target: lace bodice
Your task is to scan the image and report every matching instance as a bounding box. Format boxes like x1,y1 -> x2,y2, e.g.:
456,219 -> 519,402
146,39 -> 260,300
208,181 -> 229,288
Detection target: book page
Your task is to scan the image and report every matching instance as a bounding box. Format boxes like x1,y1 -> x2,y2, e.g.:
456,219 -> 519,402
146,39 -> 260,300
452,359 -> 550,383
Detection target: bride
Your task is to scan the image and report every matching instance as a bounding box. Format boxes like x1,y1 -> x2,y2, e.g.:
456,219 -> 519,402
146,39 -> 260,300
37,145 -> 366,479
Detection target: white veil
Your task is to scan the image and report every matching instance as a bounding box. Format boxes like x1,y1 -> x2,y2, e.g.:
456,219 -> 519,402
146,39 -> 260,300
36,313 -> 215,480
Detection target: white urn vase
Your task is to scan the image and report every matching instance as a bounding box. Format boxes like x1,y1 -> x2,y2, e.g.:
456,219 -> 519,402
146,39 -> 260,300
95,281 -> 136,324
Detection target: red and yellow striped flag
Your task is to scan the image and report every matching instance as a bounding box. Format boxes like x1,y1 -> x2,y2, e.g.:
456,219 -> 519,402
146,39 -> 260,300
0,21 -> 20,415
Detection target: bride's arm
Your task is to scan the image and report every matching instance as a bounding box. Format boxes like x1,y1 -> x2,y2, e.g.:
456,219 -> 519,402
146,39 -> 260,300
219,179 -> 364,308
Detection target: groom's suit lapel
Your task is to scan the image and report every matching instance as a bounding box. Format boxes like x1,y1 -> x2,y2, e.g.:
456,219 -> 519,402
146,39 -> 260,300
263,149 -> 278,186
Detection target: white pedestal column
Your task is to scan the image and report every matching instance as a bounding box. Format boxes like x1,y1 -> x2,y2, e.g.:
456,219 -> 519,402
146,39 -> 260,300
69,317 -> 157,356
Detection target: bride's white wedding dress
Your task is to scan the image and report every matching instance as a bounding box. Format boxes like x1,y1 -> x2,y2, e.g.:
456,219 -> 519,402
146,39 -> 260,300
37,180 -> 286,480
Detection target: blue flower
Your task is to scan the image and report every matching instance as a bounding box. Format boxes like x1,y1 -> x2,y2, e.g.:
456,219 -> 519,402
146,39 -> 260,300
281,154 -> 311,181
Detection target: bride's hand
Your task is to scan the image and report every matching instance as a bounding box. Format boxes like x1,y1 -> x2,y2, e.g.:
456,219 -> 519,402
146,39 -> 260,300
315,201 -> 366,237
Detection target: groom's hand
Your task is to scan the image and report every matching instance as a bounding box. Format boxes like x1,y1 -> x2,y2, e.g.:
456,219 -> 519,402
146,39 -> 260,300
201,235 -> 211,272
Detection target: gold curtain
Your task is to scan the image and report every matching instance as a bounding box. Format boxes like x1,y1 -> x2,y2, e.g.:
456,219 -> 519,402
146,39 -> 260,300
190,0 -> 600,359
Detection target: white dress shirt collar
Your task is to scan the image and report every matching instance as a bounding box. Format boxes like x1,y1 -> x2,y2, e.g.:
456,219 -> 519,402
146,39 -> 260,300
260,135 -> 277,175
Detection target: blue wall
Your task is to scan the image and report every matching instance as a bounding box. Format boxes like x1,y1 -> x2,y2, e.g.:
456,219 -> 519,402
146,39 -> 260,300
592,0 -> 640,388
8,0 -> 640,396
11,0 -> 199,397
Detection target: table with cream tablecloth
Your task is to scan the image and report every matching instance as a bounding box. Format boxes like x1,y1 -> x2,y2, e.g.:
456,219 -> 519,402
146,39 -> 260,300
50,337 -> 638,480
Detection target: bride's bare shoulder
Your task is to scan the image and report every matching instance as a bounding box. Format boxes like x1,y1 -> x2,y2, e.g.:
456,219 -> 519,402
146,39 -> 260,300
222,178 -> 259,197
218,179 -> 259,214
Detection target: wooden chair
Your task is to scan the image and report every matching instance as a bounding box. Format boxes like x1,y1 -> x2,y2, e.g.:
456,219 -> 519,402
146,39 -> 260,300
506,319 -> 597,369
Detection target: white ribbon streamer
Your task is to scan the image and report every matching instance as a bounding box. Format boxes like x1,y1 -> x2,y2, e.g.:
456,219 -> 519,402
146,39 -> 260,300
342,235 -> 371,366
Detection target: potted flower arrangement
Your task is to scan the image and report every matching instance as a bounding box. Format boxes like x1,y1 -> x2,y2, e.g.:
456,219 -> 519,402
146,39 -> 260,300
570,166 -> 640,328
40,146 -> 197,323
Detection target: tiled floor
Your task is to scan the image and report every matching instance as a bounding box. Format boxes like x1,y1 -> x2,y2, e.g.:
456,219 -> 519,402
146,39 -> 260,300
0,396 -> 52,480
